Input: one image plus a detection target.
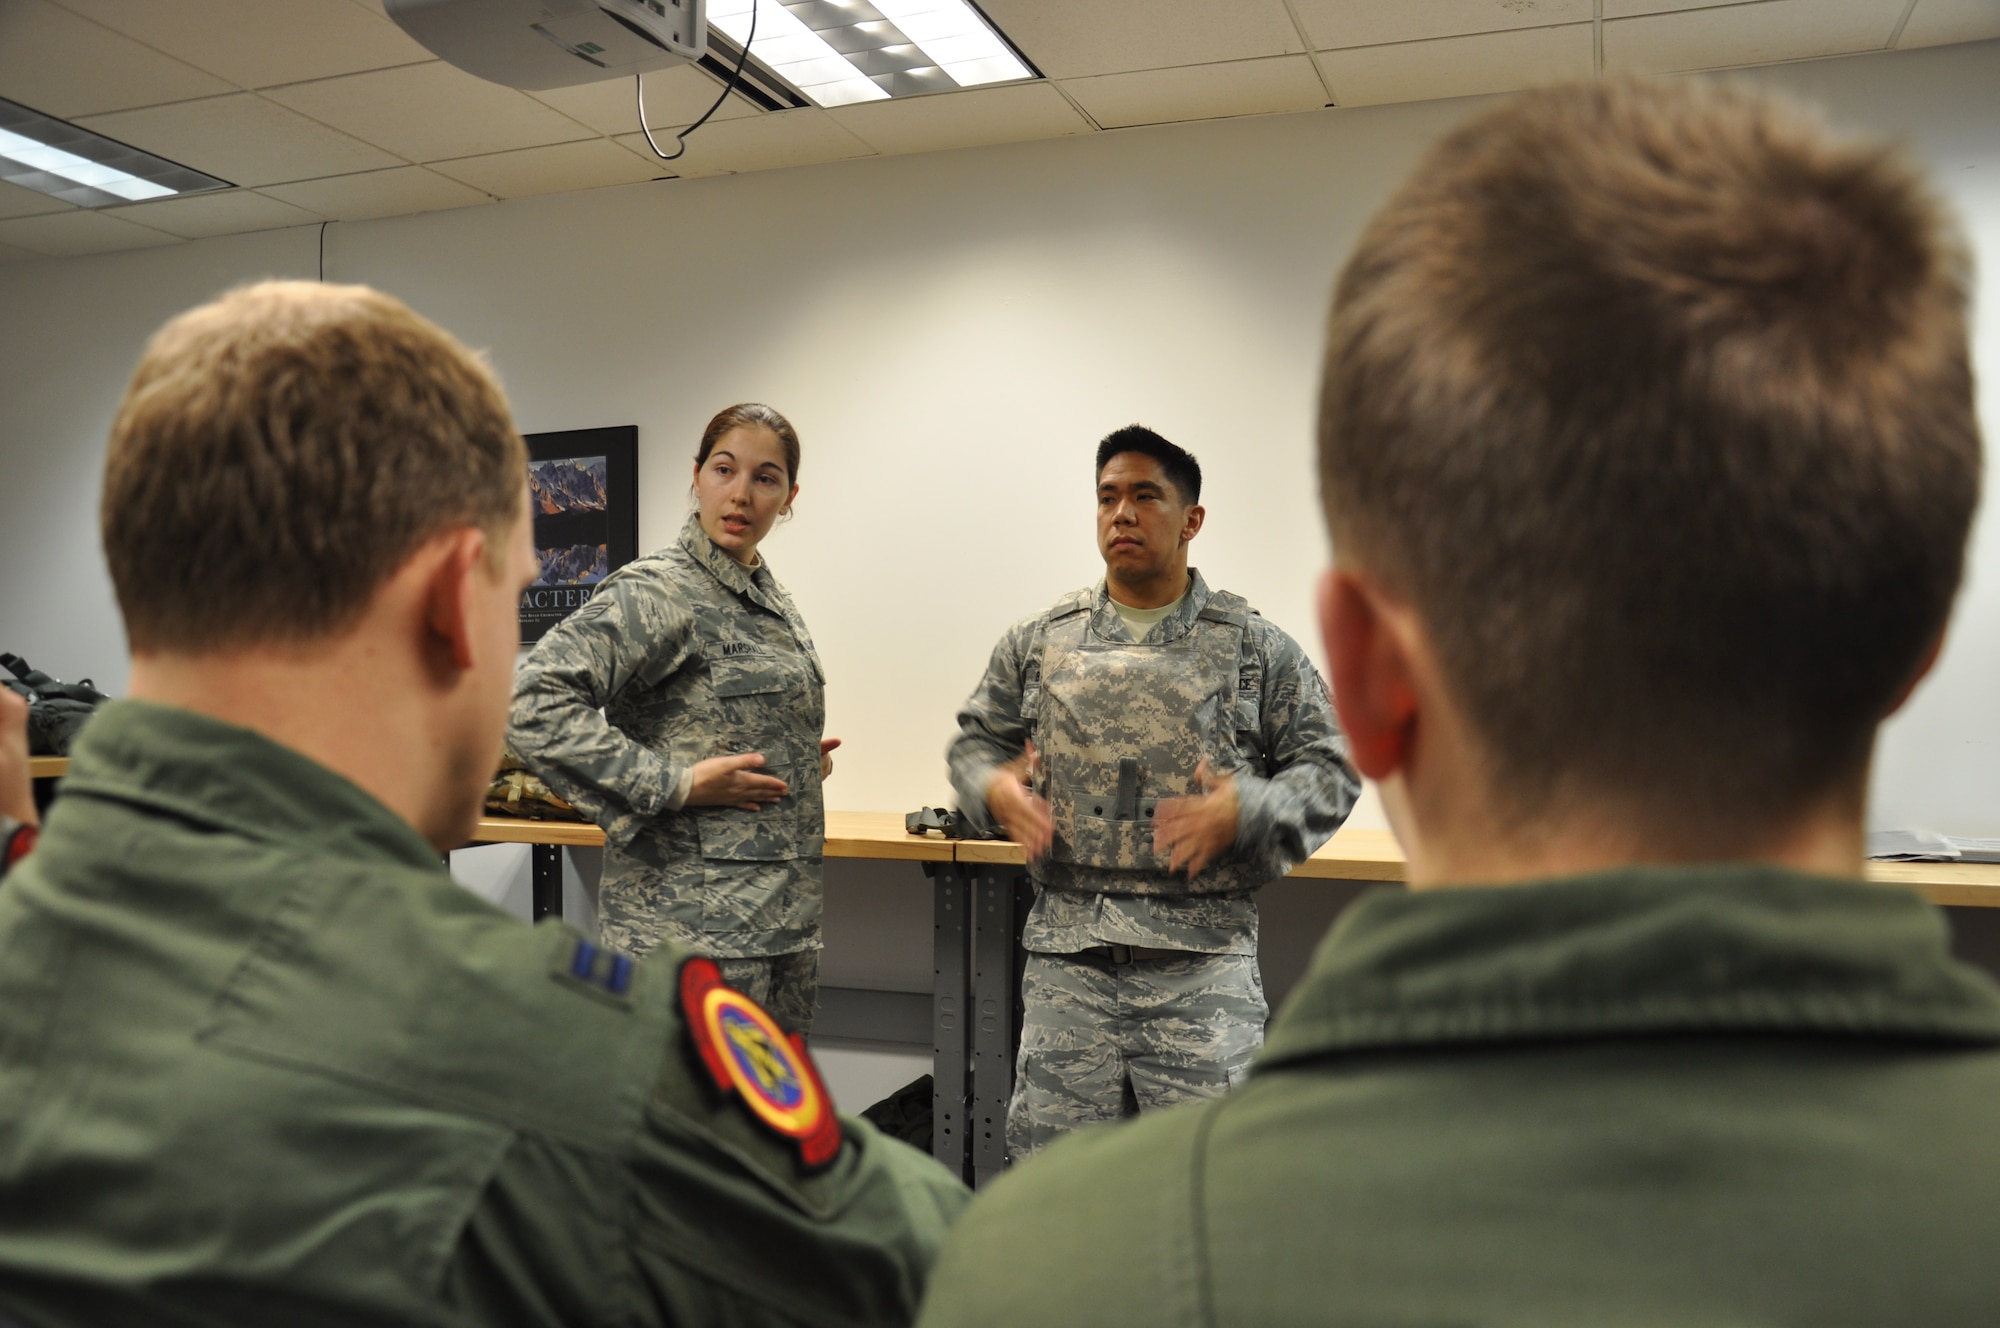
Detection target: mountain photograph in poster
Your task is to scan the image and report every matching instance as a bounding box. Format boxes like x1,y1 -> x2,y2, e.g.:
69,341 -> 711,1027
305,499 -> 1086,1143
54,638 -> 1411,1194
530,455 -> 610,588
520,426 -> 638,645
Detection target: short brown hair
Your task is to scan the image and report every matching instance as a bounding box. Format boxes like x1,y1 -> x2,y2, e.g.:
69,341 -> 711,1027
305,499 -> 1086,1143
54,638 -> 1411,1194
1319,79 -> 1979,830
103,281 -> 527,654
696,403 -> 800,482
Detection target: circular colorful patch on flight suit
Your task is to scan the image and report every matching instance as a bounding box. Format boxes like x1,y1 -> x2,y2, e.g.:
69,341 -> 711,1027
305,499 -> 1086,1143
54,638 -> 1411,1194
679,956 -> 842,1170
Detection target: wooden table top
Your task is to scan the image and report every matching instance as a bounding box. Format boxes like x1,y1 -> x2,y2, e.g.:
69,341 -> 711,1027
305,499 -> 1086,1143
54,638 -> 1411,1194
1864,858 -> 2000,909
956,824 -> 1410,882
469,809 -> 954,861
31,755 -> 2000,907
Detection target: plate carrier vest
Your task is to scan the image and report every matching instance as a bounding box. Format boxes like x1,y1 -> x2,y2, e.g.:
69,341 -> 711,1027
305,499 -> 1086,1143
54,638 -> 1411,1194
1025,587 -> 1268,897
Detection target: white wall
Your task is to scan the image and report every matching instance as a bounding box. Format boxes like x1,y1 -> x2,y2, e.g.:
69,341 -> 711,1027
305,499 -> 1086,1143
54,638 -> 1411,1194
3,40 -> 1998,835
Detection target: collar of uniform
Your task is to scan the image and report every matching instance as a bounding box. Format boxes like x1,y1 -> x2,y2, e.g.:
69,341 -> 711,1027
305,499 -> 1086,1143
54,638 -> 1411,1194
1257,865 -> 2000,1071
678,511 -> 777,608
1091,567 -> 1212,644
56,699 -> 445,874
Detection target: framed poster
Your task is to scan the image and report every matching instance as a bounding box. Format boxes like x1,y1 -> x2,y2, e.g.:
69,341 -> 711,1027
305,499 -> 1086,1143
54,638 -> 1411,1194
521,425 -> 639,645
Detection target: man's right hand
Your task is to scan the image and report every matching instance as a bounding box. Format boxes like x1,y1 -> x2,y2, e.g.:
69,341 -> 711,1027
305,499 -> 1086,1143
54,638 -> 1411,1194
1,690 -> 36,828
986,741 -> 1052,862
687,753 -> 789,812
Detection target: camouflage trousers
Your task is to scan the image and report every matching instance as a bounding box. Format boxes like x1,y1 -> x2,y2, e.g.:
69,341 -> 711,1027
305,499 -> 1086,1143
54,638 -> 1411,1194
715,950 -> 821,1037
1006,950 -> 1267,1160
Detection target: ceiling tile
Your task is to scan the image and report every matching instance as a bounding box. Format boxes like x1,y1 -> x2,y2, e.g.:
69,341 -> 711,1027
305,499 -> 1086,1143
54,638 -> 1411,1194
0,178 -> 74,219
974,0 -> 1305,79
0,239 -> 39,262
0,0 -> 234,117
1058,55 -> 1327,130
260,165 -> 490,221
103,188 -> 323,238
0,206 -> 179,255
527,65 -> 761,136
78,94 -> 401,186
48,0 -> 434,87
1294,0 -> 1592,49
431,139 -> 665,199
827,82 -> 1093,156
1603,0 -> 1904,74
266,61 -> 597,163
612,108 -> 874,178
1319,23 -> 1594,107
1897,0 -> 2000,47
1602,0 -> 1741,15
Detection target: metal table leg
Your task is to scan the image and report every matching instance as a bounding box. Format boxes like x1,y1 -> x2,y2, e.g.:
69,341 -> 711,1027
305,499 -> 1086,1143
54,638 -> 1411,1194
970,867 -> 1024,1186
928,861 -> 972,1183
531,843 -> 564,922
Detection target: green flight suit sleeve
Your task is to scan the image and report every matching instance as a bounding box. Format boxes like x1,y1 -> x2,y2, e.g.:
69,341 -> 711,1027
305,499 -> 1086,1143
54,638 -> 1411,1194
628,1025 -> 973,1325
626,1115 -> 970,1325
915,1107 -> 1209,1328
1228,620 -> 1360,880
510,568 -> 700,851
945,617 -> 1041,837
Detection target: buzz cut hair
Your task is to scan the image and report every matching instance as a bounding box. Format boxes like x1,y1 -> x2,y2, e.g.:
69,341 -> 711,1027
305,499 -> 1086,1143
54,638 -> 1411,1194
1096,425 -> 1202,506
1318,78 -> 1979,836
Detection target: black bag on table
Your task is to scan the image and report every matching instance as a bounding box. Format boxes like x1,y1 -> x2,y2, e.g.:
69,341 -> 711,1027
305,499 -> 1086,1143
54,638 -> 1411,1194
1,653 -> 111,756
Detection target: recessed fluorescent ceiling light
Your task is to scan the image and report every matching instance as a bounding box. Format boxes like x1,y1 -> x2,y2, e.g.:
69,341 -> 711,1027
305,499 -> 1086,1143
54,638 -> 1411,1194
708,0 -> 1033,107
0,98 -> 231,209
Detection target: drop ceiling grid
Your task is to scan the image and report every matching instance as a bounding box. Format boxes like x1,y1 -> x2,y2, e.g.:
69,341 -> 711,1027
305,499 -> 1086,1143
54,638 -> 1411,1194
42,0 -> 436,91
0,0 -> 1991,259
1602,0 -> 1912,74
261,60 -> 606,165
0,0 -> 234,119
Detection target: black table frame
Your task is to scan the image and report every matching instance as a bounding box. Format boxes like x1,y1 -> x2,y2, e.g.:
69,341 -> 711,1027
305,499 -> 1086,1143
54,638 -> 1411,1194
512,839 -> 1029,1186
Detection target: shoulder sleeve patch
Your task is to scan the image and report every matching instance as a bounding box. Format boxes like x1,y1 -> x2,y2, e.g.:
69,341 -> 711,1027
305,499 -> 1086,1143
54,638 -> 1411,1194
679,956 -> 843,1171
567,595 -> 612,627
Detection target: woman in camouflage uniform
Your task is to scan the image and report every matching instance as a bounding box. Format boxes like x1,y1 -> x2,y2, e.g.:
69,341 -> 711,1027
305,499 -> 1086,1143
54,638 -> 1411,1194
509,404 -> 837,1033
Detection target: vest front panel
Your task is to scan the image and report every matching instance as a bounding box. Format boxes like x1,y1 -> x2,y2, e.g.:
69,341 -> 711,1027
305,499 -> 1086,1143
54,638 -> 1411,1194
1034,604 -> 1264,896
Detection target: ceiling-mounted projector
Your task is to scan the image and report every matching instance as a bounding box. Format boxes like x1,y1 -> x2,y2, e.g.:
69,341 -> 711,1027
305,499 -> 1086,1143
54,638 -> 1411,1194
385,0 -> 707,90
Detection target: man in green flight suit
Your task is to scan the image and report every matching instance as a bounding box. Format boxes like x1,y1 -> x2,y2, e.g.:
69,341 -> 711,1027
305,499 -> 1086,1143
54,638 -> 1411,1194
949,425 -> 1359,1159
0,281 -> 967,1327
920,80 -> 2000,1326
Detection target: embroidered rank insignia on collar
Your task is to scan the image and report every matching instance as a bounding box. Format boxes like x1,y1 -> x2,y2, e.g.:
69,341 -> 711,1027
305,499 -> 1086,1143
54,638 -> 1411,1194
679,956 -> 842,1171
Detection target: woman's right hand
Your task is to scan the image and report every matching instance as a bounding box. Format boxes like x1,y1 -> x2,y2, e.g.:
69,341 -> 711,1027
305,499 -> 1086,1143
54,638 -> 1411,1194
686,753 -> 790,812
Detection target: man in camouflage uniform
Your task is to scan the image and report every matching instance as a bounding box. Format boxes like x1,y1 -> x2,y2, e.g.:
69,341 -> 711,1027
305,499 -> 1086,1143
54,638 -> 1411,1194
511,508 -> 830,1033
949,425 -> 1359,1158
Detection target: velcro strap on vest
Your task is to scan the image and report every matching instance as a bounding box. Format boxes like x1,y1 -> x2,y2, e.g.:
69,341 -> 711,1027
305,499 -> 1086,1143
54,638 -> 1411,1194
1048,591 -> 1093,623
1197,603 -> 1248,628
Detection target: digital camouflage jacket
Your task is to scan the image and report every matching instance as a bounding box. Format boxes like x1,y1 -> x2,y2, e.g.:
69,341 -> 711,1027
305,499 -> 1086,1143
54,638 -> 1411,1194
948,571 -> 1358,955
511,514 -> 828,959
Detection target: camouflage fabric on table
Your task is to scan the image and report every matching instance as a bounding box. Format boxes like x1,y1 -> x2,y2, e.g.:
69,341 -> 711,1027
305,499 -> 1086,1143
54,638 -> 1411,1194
485,745 -> 586,821
511,513 -> 827,961
1006,950 -> 1267,1159
716,950 -> 821,1036
948,571 -> 1359,956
